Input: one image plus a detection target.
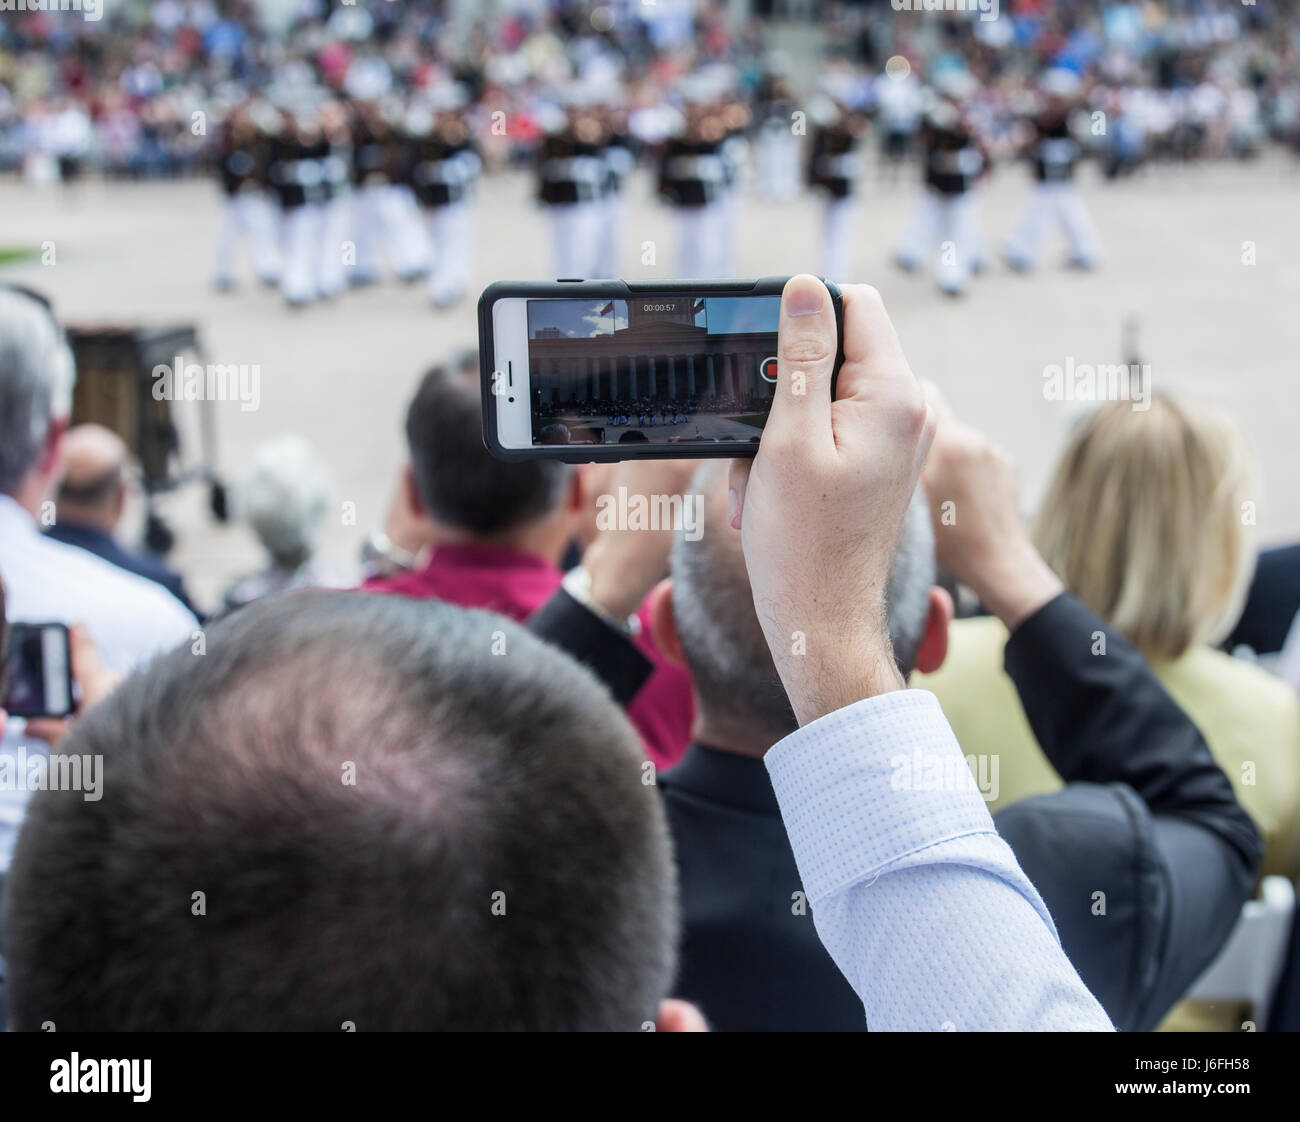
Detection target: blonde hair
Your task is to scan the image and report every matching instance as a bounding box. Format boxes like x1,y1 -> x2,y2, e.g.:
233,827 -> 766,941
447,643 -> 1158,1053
1033,394 -> 1255,661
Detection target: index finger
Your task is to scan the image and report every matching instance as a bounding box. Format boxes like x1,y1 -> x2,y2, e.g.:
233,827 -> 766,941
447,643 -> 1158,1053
833,284 -> 916,403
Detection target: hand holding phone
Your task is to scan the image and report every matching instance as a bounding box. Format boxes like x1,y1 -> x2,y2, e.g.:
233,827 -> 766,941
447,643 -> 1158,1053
4,622 -> 74,719
5,622 -> 123,745
727,276 -> 935,725
479,276 -> 845,461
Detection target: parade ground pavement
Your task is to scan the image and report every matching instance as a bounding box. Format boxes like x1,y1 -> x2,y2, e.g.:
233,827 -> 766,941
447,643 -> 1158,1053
2,156 -> 1298,611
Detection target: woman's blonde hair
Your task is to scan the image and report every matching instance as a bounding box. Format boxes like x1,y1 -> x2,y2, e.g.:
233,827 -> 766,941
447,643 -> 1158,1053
1033,394 -> 1256,661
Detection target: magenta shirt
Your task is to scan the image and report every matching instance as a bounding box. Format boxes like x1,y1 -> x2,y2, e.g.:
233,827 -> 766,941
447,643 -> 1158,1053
364,543 -> 693,769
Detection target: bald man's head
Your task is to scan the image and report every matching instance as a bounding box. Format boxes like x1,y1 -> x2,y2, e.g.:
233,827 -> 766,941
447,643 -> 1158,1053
55,424 -> 129,532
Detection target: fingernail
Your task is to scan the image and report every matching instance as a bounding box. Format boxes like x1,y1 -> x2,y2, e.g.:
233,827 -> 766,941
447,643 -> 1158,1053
785,279 -> 824,317
727,487 -> 738,526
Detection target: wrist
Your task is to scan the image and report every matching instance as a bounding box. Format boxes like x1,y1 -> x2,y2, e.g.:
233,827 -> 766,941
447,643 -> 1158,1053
582,537 -> 656,620
563,565 -> 642,635
968,539 -> 1064,632
771,617 -> 906,728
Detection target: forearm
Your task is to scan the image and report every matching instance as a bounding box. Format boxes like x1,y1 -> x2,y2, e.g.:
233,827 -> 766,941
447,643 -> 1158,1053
765,690 -> 1113,1031
814,862 -> 1111,1031
1004,593 -> 1262,873
527,588 -> 653,708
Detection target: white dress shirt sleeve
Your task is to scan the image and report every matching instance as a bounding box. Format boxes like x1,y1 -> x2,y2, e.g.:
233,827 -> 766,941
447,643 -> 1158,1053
765,689 -> 1113,1031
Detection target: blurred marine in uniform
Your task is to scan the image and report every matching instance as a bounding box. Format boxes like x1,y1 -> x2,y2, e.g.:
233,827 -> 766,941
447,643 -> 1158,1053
269,105 -> 330,308
409,84 -> 481,307
317,99 -> 355,300
1003,68 -> 1101,272
594,89 -> 634,280
716,84 -> 752,278
536,88 -> 606,279
808,74 -> 869,284
894,70 -> 988,297
874,60 -> 924,184
351,99 -> 427,286
212,101 -> 281,291
753,64 -> 801,203
658,80 -> 729,278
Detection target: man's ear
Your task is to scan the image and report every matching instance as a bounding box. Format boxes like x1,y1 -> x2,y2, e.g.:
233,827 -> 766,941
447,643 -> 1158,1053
655,998 -> 709,1032
37,415 -> 68,479
402,461 -> 426,518
566,463 -> 589,513
111,477 -> 128,523
646,578 -> 686,668
914,585 -> 954,676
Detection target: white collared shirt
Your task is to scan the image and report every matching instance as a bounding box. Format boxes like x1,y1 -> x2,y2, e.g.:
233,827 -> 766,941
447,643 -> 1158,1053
0,493 -> 198,870
765,689 -> 1114,1031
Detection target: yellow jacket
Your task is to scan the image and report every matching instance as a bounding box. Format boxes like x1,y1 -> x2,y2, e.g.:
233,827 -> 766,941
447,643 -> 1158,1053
914,615 -> 1300,880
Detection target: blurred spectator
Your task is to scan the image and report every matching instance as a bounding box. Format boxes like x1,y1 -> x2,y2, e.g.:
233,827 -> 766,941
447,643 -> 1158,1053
363,355 -> 693,768
3,591 -> 685,1031
0,288 -> 197,874
648,466 -> 944,1030
45,423 -> 198,618
1227,541 -> 1300,657
918,394 -> 1300,881
220,435 -> 338,615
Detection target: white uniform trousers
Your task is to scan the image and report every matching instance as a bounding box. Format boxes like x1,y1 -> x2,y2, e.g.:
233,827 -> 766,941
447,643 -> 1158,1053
280,203 -> 323,305
425,200 -> 474,306
317,195 -> 352,298
674,200 -> 725,278
594,191 -> 624,279
822,194 -> 858,284
549,201 -> 601,279
213,192 -> 281,286
1003,181 -> 1100,268
755,128 -> 802,202
896,187 -> 982,294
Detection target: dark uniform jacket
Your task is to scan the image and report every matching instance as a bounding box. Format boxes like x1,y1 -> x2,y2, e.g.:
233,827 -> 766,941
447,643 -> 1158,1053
537,131 -> 606,206
808,120 -> 862,199
657,136 -> 727,208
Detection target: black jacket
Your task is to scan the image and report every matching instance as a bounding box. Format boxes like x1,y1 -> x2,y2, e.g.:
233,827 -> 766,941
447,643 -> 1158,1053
807,122 -> 861,199
996,594 -> 1260,1031
1227,542 -> 1300,655
657,137 -> 727,208
530,588 -> 1261,1031
44,523 -> 199,620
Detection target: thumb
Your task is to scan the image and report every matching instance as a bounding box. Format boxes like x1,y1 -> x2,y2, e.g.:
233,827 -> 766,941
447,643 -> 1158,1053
766,274 -> 836,453
68,623 -> 121,710
727,457 -> 751,530
23,718 -> 70,747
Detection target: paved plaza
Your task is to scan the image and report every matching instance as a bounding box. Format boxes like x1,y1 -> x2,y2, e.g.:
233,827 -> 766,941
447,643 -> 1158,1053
2,155 -> 1298,609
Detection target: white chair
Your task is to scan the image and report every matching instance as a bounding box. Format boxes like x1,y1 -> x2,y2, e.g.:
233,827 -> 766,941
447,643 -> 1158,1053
1187,875 -> 1296,1028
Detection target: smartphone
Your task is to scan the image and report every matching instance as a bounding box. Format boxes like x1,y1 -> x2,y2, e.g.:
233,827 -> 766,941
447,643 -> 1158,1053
4,622 -> 75,719
478,277 -> 845,461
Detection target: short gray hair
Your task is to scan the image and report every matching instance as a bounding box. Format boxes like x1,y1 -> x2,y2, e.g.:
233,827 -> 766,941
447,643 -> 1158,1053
0,289 -> 75,495
671,462 -> 936,745
237,435 -> 331,567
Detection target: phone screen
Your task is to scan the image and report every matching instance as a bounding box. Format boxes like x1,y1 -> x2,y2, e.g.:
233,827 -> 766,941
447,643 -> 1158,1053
525,295 -> 780,448
5,623 -> 74,719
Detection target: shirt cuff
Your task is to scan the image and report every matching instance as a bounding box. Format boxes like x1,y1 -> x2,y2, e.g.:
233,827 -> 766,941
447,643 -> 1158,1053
764,689 -> 999,904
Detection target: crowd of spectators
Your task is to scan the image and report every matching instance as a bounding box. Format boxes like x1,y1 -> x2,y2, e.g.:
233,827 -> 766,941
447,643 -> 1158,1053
1,271 -> 1300,1030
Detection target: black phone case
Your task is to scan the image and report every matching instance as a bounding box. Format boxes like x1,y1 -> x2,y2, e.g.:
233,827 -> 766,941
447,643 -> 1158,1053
5,621 -> 74,719
478,276 -> 845,462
